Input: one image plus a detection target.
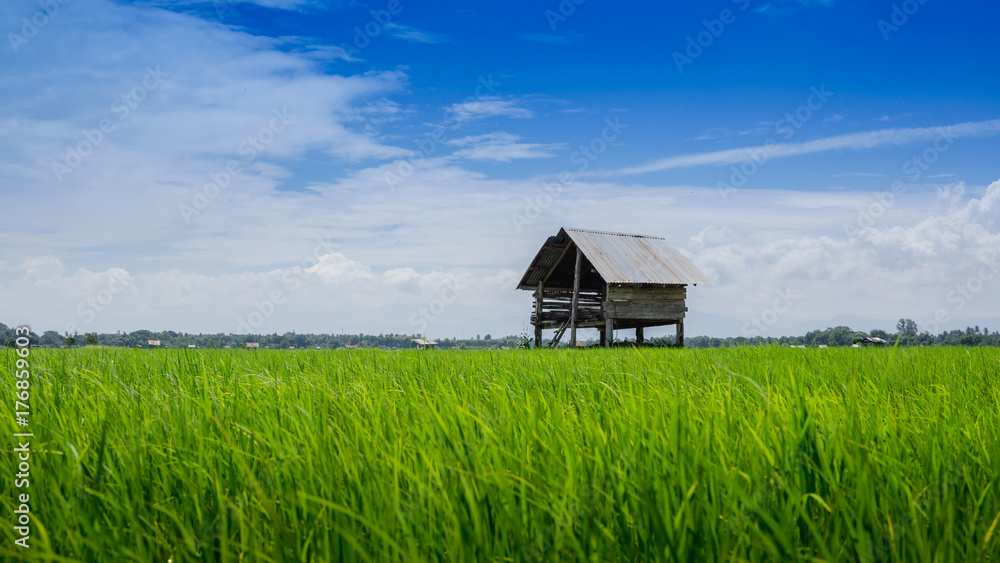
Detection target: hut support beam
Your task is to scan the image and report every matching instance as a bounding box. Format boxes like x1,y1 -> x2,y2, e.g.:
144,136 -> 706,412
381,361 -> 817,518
534,282 -> 543,348
570,247 -> 581,347
636,326 -> 644,345
604,318 -> 613,347
676,320 -> 684,347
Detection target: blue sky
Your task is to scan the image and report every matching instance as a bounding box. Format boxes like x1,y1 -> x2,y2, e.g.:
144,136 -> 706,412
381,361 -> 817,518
2,0 -> 1000,339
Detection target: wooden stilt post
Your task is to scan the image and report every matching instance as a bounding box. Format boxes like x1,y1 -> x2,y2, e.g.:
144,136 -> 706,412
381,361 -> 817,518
636,326 -> 644,345
604,318 -> 613,348
676,320 -> 684,347
534,282 -> 544,348
569,247 -> 582,347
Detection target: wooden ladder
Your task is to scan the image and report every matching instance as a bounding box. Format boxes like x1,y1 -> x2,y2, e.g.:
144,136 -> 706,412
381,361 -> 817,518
548,321 -> 570,348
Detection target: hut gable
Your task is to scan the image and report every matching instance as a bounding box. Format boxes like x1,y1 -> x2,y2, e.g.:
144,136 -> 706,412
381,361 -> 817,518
518,228 -> 711,348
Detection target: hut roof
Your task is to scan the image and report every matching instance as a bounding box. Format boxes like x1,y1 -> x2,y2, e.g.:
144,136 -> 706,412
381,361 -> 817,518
516,228 -> 712,290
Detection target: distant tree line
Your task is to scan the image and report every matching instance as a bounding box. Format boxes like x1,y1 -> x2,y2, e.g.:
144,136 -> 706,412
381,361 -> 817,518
0,323 -> 522,350
3,319 -> 998,350
684,319 -> 1000,348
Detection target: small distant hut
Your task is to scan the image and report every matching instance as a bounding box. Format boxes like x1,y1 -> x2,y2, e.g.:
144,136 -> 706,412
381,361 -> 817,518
411,338 -> 438,350
859,336 -> 886,347
517,228 -> 712,348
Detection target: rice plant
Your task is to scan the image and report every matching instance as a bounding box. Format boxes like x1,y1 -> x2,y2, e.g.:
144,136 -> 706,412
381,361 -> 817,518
2,346 -> 999,561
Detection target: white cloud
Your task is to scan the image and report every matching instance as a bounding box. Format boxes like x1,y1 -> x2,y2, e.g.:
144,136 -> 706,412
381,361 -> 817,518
146,0 -> 320,10
682,180 -> 1000,334
0,0 -> 415,263
873,114 -> 913,122
384,23 -> 450,44
444,97 -> 535,122
4,170 -> 1000,337
599,118 -> 1000,176
1,251 -> 518,335
693,127 -> 735,141
446,132 -> 563,162
21,257 -> 65,282
278,40 -> 359,62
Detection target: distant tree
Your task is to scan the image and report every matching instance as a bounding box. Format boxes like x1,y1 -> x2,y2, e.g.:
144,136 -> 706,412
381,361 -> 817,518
870,329 -> 890,340
40,330 -> 64,347
65,336 -> 77,347
897,318 -> 917,336
829,326 -> 854,347
484,334 -> 492,341
84,333 -> 99,346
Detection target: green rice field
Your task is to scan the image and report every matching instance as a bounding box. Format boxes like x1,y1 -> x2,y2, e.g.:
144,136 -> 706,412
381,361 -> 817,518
2,347 -> 999,561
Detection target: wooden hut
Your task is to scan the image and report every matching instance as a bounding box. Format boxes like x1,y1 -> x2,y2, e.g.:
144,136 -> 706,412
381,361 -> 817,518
516,228 -> 712,348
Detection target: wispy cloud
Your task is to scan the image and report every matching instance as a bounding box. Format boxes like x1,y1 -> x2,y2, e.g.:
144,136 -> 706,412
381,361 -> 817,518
693,127 -> 735,141
446,132 -> 563,162
146,0 -> 317,10
873,113 -> 913,122
695,122 -> 773,141
597,119 -> 1000,176
384,23 -> 450,44
445,97 -> 535,122
276,38 -> 359,62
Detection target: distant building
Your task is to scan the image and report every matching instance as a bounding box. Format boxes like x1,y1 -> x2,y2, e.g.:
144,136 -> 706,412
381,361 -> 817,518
860,337 -> 886,347
411,338 -> 437,349
344,344 -> 359,349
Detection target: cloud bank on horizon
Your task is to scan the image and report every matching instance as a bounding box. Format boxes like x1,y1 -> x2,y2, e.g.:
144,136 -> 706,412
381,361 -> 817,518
2,0 -> 999,339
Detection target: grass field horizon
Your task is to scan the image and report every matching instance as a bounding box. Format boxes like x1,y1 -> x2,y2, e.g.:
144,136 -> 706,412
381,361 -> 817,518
3,346 -> 999,561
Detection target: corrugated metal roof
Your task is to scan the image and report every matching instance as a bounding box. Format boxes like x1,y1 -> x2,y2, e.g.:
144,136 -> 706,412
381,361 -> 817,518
516,227 -> 712,289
